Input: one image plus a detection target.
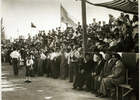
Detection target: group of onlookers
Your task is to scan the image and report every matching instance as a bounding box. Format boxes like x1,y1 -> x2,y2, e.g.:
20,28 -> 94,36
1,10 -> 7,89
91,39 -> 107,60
3,47 -> 139,100
1,12 -> 139,100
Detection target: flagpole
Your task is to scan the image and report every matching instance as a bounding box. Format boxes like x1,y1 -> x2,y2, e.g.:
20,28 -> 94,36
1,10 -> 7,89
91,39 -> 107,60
60,3 -> 62,29
17,29 -> 19,41
31,27 -> 32,36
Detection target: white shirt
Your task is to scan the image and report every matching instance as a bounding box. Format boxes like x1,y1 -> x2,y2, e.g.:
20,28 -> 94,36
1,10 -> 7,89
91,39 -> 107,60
26,59 -> 34,66
50,52 -> 58,60
93,54 -> 98,62
70,50 -> 80,59
115,60 -> 120,65
10,51 -> 20,59
74,50 -> 80,59
108,59 -> 112,64
41,53 -> 46,60
98,60 -> 102,65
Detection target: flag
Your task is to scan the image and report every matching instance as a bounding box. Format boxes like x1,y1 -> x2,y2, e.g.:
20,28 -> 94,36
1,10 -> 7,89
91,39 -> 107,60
61,5 -> 78,28
31,22 -> 36,28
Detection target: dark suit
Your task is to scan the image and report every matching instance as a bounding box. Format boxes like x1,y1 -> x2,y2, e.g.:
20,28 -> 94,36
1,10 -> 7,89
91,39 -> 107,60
86,60 -> 105,90
73,60 -> 94,88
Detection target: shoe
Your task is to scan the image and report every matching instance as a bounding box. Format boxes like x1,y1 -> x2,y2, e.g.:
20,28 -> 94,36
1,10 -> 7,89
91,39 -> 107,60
95,93 -> 102,97
85,88 -> 92,92
72,87 -> 77,90
77,88 -> 83,91
69,81 -> 73,83
46,76 -> 50,78
24,80 -> 29,83
91,91 -> 98,94
91,89 -> 97,94
98,95 -> 108,98
28,81 -> 31,83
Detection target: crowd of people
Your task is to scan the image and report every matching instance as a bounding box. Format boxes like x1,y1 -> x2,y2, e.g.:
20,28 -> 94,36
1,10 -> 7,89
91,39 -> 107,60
1,13 -> 139,100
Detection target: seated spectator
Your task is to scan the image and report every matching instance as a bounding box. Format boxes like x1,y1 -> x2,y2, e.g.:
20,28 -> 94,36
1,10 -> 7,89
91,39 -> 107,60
93,51 -> 115,95
73,53 -> 94,91
110,34 -> 123,51
132,15 -> 139,52
85,54 -> 105,92
123,33 -> 134,52
97,53 -> 125,98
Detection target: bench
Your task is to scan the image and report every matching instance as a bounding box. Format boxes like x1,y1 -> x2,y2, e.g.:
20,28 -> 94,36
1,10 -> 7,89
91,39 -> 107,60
116,69 -> 134,100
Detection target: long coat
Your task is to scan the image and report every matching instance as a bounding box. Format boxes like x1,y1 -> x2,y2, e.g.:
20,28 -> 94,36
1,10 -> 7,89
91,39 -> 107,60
73,60 -> 95,88
110,60 -> 125,85
60,54 -> 68,79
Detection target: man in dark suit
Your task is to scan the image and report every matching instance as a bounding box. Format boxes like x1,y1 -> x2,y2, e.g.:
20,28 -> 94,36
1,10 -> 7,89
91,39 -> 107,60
72,53 -> 95,91
85,54 -> 105,92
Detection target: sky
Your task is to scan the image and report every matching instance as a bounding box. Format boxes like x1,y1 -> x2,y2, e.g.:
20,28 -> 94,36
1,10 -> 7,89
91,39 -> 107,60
1,0 -> 125,40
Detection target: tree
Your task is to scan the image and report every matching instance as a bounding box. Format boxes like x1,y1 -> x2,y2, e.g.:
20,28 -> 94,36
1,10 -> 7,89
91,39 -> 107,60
1,18 -> 6,44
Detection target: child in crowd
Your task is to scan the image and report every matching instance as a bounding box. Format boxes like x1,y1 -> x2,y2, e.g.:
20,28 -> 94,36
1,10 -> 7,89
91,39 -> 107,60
24,54 -> 34,83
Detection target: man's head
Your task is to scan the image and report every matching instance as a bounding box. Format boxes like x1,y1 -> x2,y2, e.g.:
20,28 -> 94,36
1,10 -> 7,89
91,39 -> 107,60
121,13 -> 124,17
13,47 -> 17,51
96,54 -> 102,62
104,51 -> 112,60
85,53 -> 90,61
112,53 -> 121,62
93,18 -> 96,22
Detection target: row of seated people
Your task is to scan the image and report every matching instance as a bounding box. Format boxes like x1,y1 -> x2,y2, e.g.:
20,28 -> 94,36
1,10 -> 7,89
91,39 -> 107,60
72,52 -> 125,98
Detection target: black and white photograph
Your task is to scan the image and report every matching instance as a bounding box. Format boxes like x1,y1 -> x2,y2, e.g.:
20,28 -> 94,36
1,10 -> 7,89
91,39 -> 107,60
1,0 -> 139,100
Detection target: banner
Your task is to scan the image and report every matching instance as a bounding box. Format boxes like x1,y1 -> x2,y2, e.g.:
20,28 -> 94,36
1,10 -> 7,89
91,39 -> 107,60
61,5 -> 78,28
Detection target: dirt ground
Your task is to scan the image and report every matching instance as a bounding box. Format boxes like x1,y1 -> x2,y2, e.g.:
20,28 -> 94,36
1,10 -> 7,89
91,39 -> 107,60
1,63 -> 110,100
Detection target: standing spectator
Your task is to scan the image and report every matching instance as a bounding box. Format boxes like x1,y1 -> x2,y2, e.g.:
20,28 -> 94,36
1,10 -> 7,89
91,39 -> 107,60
69,45 -> 80,82
24,54 -> 34,83
10,47 -> 20,76
60,49 -> 68,80
40,49 -> 47,74
37,50 -> 43,76
109,14 -> 116,29
6,47 -> 12,65
92,18 -> 98,27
